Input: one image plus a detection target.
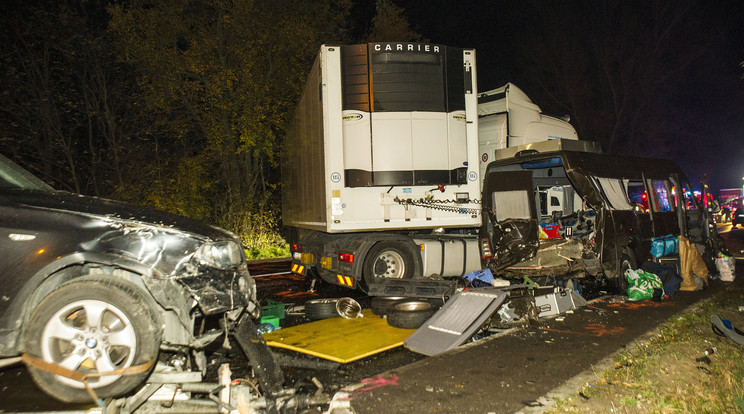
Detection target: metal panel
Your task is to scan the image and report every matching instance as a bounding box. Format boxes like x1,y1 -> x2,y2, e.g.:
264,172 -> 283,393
281,51 -> 329,231
404,289 -> 508,356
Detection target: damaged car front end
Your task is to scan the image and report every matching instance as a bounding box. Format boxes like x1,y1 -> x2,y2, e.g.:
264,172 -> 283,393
0,154 -> 311,410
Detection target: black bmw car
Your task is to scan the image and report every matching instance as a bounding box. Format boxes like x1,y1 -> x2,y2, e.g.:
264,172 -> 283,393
0,154 -> 259,403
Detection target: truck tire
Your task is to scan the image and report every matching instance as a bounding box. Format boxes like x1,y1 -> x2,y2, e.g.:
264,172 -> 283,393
304,298 -> 340,320
363,241 -> 415,285
386,300 -> 438,329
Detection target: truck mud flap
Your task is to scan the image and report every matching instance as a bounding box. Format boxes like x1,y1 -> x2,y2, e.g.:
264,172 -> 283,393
367,277 -> 457,299
404,288 -> 509,356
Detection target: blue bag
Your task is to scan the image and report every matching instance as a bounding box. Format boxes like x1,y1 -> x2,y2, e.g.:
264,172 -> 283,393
650,234 -> 678,258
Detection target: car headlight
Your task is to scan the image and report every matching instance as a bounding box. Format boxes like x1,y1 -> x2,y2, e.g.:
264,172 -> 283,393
193,240 -> 244,269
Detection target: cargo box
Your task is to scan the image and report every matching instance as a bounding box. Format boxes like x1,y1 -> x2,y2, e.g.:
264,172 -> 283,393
282,44 -> 481,234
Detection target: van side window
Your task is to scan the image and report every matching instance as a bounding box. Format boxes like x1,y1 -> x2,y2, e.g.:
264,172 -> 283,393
597,177 -> 632,210
649,179 -> 674,212
626,180 -> 649,213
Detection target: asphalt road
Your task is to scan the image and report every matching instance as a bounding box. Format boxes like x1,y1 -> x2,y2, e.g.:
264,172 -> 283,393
1,224 -> 741,413
339,224 -> 744,413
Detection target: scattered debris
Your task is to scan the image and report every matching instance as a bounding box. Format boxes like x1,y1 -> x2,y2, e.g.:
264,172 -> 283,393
711,315 -> 744,346
534,287 -> 586,318
695,356 -> 711,365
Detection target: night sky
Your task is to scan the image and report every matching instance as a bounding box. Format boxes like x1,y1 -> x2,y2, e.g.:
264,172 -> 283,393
355,0 -> 744,196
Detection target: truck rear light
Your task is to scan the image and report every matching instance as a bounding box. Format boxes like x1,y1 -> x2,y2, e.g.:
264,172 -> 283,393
338,253 -> 354,263
290,244 -> 302,253
480,238 -> 494,260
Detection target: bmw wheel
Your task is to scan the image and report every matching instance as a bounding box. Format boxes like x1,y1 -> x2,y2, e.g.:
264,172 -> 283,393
24,275 -> 161,403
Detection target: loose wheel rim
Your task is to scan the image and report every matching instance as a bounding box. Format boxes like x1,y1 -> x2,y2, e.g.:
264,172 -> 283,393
40,299 -> 137,389
372,250 -> 406,278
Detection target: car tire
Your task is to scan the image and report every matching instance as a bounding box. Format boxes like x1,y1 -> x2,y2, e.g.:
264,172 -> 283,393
24,275 -> 161,403
370,296 -> 410,316
615,253 -> 636,295
386,300 -> 438,329
304,298 -> 340,320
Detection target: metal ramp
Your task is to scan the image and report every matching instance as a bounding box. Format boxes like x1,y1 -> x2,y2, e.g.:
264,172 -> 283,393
404,288 -> 509,356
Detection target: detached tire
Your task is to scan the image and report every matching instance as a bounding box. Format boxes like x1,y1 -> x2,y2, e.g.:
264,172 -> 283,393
370,296 -> 410,316
387,300 -> 438,329
304,298 -> 340,320
24,275 -> 161,403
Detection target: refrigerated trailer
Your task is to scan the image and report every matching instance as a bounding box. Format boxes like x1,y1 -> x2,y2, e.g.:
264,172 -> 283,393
282,43 -> 580,293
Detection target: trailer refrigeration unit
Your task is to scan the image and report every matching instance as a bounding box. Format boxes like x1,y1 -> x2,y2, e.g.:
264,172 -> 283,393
282,43 -> 580,294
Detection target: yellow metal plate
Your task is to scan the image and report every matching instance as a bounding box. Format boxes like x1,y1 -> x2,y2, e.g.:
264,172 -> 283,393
262,309 -> 415,363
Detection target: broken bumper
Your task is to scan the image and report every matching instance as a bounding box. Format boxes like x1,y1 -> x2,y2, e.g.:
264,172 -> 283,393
177,264 -> 259,317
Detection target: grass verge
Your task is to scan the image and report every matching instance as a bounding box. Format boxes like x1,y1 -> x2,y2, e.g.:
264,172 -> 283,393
546,282 -> 744,413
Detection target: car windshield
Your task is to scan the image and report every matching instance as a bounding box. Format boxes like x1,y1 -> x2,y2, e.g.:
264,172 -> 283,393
0,154 -> 54,191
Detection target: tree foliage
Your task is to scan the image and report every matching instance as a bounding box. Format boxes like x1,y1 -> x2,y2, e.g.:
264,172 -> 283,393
0,0 -> 357,254
107,0 -> 352,226
366,0 -> 423,42
0,0 -> 141,196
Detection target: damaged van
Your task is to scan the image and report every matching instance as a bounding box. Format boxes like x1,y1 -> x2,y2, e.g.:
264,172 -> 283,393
478,141 -> 717,288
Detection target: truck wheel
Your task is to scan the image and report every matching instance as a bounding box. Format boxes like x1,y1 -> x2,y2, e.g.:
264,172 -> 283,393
363,242 -> 414,284
24,275 -> 160,403
370,296 -> 410,316
304,298 -> 340,320
386,300 -> 438,329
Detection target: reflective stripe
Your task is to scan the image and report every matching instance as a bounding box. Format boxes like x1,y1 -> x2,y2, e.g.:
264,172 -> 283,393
336,275 -> 355,287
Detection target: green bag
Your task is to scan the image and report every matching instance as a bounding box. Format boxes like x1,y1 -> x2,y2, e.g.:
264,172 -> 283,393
625,268 -> 665,301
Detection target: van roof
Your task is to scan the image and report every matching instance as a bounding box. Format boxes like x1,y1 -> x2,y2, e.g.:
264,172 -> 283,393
489,150 -> 687,181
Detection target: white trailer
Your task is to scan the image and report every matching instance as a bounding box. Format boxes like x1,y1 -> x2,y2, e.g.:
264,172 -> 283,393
282,43 -> 580,294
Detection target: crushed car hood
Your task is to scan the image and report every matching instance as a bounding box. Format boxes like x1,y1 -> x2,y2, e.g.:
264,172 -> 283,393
2,188 -> 234,241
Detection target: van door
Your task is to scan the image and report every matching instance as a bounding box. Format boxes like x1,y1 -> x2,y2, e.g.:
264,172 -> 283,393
647,178 -> 679,236
677,179 -> 715,246
480,170 -> 539,271
625,179 -> 655,241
